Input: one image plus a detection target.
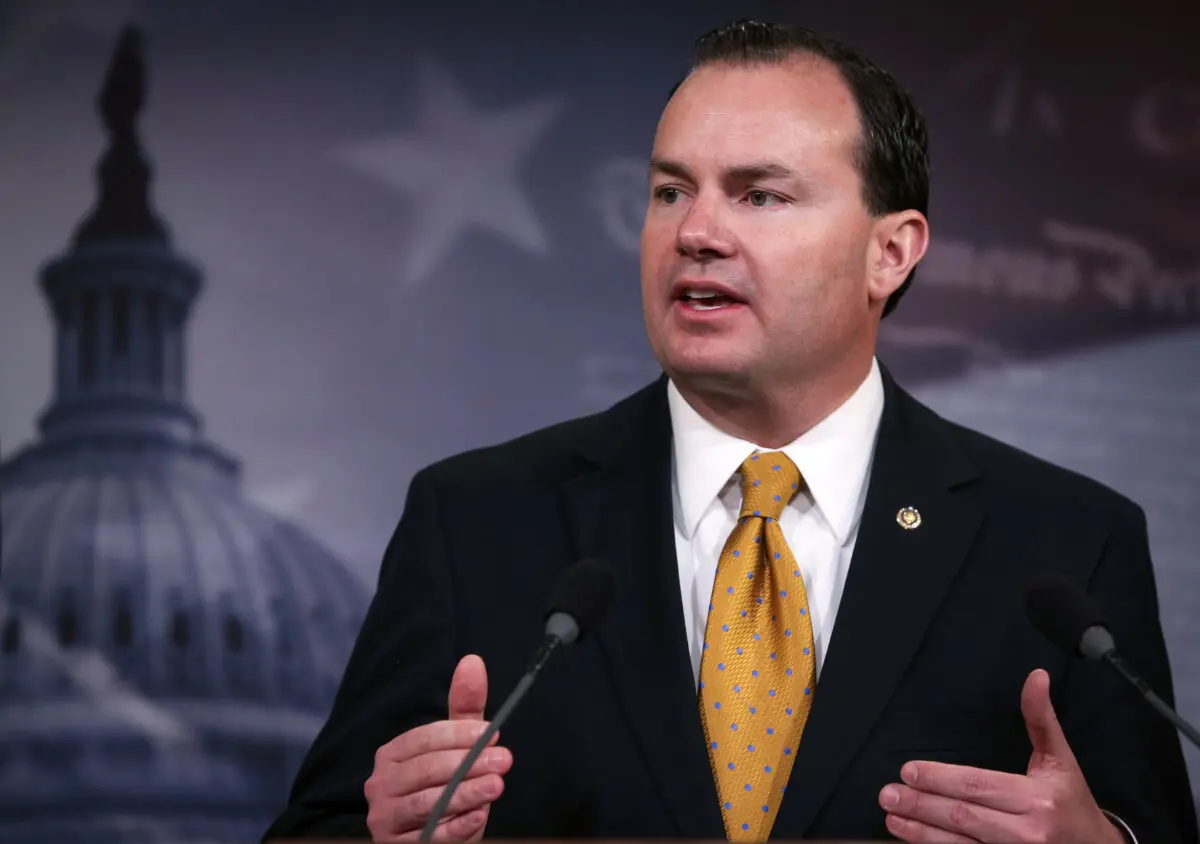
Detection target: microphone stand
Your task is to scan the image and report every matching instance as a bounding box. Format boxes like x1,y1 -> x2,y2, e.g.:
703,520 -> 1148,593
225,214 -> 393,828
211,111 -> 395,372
1101,650 -> 1200,751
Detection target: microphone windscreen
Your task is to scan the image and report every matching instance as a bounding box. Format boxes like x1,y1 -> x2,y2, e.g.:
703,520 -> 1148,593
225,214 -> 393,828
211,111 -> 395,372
1024,572 -> 1107,657
546,558 -> 618,641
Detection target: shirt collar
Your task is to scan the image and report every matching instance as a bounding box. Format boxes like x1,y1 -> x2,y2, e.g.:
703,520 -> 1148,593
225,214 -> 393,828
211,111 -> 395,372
668,357 -> 885,546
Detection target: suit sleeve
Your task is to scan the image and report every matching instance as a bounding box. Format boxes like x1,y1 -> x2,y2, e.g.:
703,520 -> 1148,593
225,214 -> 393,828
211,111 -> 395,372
261,468 -> 458,840
1062,500 -> 1198,844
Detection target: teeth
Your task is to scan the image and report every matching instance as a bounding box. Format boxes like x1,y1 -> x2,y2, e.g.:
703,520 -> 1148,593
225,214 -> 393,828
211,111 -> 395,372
686,289 -> 719,299
692,301 -> 725,310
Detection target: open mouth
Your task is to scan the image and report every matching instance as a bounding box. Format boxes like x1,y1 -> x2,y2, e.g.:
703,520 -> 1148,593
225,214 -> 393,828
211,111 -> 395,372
676,288 -> 744,311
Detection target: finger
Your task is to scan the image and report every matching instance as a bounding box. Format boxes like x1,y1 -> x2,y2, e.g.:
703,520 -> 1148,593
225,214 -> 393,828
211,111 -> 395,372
395,807 -> 490,842
390,773 -> 505,834
880,784 -> 1022,842
1021,668 -> 1073,764
381,747 -> 513,797
449,654 -> 488,721
884,811 -> 979,843
896,760 -> 1034,814
381,720 -> 499,764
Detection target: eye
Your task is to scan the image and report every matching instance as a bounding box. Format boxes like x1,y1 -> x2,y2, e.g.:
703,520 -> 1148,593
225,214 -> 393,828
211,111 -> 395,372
653,186 -> 683,204
746,190 -> 782,207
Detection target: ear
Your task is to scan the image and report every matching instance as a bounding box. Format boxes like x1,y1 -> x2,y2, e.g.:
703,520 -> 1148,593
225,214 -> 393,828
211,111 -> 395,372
866,210 -> 929,305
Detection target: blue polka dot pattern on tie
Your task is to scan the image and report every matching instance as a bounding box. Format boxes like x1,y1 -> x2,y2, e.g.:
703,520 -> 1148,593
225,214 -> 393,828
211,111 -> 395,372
697,450 -> 817,841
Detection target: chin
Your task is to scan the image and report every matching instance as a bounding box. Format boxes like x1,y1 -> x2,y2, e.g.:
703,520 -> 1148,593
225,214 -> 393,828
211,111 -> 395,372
660,349 -> 751,388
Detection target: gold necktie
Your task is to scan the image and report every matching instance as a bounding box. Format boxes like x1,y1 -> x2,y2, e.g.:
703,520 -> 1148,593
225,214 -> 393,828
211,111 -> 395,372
699,451 -> 816,841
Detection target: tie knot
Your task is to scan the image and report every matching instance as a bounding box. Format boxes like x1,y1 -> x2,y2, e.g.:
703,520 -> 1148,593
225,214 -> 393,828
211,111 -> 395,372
738,451 -> 802,520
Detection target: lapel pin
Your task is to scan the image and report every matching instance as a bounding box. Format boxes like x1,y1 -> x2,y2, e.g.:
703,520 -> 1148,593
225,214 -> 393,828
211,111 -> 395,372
896,506 -> 922,530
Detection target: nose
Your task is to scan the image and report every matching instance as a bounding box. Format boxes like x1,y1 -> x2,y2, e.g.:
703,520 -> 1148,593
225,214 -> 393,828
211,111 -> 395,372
675,194 -> 735,261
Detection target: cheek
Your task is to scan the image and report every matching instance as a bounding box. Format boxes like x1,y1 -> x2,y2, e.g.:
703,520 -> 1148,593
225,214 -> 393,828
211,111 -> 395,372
640,231 -> 675,294
747,228 -> 868,340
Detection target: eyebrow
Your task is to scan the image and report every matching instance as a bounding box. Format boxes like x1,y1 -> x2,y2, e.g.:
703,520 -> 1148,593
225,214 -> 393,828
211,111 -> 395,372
648,157 -> 800,184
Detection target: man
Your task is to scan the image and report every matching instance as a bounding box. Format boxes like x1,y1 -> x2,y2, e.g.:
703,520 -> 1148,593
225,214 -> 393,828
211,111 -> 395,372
264,20 -> 1198,843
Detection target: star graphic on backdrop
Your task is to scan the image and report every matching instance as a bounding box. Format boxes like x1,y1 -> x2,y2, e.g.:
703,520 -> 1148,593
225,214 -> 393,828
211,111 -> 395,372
0,0 -> 145,87
332,57 -> 565,289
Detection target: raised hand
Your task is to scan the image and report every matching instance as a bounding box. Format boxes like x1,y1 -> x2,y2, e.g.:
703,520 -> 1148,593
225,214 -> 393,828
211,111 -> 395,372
365,655 -> 513,842
879,669 -> 1128,843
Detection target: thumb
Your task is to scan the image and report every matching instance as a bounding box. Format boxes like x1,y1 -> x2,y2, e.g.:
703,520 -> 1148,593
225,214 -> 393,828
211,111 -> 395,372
1022,668 -> 1074,770
448,653 -> 488,721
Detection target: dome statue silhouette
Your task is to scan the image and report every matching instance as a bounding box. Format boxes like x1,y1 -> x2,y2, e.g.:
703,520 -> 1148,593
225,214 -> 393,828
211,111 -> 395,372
0,24 -> 370,843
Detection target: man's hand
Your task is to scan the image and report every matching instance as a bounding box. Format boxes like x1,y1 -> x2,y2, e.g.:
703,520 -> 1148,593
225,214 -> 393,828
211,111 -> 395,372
878,669 -> 1128,843
365,655 -> 513,842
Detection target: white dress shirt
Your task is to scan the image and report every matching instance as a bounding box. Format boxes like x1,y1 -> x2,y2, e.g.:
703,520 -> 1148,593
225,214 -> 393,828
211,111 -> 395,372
668,357 -> 885,685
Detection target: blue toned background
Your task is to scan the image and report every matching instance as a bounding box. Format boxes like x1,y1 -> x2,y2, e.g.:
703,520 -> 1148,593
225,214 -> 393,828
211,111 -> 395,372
0,1 -> 1197,841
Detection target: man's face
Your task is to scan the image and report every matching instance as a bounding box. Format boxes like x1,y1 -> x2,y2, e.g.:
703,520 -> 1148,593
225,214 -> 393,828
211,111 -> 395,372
640,56 -> 889,395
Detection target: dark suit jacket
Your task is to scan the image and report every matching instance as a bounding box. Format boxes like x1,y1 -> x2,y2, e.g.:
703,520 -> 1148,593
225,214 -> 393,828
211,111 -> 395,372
264,367 -> 1198,841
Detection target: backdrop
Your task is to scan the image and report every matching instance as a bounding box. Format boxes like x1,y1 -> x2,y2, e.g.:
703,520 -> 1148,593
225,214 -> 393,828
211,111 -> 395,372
1,1 -> 1197,842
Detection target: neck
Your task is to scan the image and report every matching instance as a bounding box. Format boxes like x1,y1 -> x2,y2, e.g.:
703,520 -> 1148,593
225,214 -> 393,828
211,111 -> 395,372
672,356 -> 874,448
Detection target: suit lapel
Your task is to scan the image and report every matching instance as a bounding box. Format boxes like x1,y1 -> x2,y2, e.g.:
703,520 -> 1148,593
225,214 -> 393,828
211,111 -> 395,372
772,368 -> 986,838
559,379 -> 726,839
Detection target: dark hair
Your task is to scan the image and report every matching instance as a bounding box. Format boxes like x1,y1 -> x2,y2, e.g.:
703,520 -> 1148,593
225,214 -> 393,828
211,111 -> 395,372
680,20 -> 930,318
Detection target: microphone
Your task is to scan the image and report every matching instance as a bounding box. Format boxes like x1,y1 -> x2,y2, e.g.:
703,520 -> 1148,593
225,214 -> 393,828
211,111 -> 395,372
419,558 -> 618,842
1023,572 -> 1200,751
